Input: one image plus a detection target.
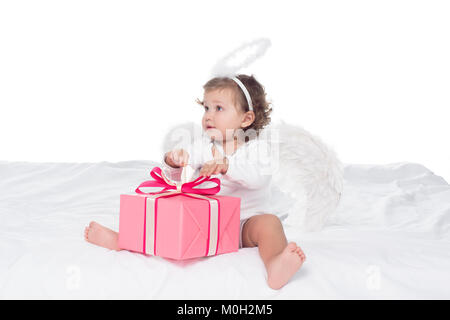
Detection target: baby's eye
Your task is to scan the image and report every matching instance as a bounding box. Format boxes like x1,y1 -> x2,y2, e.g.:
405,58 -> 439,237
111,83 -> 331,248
216,106 -> 223,111
204,106 -> 209,111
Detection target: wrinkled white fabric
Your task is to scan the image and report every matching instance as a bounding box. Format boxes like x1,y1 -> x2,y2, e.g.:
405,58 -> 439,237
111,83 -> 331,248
0,160 -> 449,299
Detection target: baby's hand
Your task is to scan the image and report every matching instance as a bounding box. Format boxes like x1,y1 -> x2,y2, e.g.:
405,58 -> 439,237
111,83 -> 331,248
199,157 -> 229,177
164,149 -> 189,168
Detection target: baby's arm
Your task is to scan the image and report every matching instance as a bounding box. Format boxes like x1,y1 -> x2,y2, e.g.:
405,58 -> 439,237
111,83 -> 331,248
199,146 -> 229,177
162,139 -> 204,181
223,158 -> 271,189
164,149 -> 189,168
221,141 -> 272,189
162,149 -> 189,182
199,140 -> 272,189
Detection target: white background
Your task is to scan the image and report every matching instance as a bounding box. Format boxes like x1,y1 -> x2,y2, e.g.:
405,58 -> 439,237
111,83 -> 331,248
1,0 -> 449,182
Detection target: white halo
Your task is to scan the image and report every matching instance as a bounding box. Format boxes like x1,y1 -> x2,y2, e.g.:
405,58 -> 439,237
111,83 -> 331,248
210,38 -> 272,78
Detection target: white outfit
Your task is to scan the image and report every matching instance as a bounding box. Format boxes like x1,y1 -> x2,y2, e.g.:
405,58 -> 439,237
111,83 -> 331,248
162,136 -> 274,247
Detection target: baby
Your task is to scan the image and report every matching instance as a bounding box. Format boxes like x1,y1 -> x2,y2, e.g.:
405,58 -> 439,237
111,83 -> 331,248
85,74 -> 306,290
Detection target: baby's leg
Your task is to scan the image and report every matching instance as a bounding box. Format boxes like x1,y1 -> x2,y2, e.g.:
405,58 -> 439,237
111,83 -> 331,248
84,221 -> 122,251
241,214 -> 306,290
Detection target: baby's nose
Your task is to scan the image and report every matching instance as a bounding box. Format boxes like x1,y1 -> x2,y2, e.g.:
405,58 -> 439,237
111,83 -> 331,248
204,113 -> 213,121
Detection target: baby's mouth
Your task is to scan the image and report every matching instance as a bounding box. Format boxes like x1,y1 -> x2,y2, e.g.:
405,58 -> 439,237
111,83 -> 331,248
206,126 -> 215,129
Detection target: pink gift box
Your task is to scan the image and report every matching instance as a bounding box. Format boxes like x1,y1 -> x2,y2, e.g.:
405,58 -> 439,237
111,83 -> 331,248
118,192 -> 240,260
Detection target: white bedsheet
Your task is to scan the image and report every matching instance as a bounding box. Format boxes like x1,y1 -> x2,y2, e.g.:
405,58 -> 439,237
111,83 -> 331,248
0,160 -> 449,299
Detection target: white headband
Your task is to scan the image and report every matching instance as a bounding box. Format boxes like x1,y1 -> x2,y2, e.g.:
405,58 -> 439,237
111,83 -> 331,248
231,76 -> 253,112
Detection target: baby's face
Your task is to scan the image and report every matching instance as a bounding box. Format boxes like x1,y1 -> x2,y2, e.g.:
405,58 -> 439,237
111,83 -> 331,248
201,88 -> 245,143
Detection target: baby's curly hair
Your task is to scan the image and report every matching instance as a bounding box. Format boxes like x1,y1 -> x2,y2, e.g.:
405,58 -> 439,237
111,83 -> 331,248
196,74 -> 273,138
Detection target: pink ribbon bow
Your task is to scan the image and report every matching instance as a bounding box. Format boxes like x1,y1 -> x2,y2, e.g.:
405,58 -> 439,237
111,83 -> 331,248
135,166 -> 221,195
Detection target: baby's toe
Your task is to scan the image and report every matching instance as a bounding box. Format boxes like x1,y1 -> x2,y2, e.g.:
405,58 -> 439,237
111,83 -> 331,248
294,247 -> 306,259
287,242 -> 297,251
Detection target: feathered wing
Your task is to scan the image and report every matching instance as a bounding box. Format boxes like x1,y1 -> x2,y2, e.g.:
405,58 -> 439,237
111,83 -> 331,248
161,121 -> 344,232
264,120 -> 344,231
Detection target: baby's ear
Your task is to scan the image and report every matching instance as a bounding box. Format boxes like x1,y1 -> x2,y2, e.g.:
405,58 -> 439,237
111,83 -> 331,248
241,111 -> 255,128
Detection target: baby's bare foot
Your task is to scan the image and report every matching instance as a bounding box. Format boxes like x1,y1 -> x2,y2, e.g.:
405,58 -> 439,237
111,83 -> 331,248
84,221 -> 121,251
267,242 -> 306,290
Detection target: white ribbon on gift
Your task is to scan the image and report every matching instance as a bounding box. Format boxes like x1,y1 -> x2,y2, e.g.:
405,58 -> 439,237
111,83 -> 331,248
144,165 -> 220,257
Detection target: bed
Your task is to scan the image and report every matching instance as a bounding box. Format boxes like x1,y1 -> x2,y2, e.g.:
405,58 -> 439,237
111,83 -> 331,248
0,159 -> 449,299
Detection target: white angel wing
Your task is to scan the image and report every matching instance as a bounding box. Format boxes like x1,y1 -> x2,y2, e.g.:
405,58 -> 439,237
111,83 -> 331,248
262,120 -> 344,231
161,120 -> 343,232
